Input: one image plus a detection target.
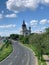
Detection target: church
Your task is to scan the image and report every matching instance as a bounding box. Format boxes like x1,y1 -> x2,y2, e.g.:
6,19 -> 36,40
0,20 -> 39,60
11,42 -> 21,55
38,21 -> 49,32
22,20 -> 31,36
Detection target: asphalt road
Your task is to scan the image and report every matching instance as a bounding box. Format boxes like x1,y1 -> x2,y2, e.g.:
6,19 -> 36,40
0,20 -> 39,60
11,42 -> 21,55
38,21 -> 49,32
0,40 -> 37,65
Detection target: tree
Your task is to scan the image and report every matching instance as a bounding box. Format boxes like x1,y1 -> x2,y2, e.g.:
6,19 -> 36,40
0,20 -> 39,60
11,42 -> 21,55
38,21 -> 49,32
45,28 -> 49,34
10,34 -> 19,40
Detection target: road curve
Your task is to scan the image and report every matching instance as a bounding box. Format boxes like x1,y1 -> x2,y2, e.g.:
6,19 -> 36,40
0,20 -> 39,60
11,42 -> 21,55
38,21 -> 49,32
0,40 -> 37,65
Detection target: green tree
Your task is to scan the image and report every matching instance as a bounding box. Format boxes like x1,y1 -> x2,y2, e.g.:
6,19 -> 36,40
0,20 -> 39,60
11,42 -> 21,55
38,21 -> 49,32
45,28 -> 49,34
10,34 -> 19,40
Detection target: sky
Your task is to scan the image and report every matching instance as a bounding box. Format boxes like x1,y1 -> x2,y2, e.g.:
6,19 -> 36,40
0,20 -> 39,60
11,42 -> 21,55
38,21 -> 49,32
0,0 -> 49,36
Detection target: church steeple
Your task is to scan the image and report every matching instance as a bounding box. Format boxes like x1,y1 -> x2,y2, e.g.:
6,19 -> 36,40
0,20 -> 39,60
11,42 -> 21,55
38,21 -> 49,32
23,20 -> 25,25
22,20 -> 26,27
22,20 -> 31,36
29,27 -> 31,34
22,20 -> 27,36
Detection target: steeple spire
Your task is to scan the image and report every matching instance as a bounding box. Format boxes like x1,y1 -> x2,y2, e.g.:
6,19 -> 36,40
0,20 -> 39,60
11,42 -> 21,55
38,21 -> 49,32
22,20 -> 31,36
22,20 -> 26,27
23,20 -> 25,24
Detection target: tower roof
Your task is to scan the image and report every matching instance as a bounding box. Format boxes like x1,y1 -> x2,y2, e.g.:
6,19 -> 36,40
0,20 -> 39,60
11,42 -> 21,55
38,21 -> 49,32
22,20 -> 26,27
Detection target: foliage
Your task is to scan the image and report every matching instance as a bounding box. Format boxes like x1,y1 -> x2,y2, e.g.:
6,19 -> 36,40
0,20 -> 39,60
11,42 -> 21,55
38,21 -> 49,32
0,42 -> 13,61
10,34 -> 19,40
19,28 -> 49,60
9,27 -> 49,64
45,28 -> 49,34
19,35 -> 29,44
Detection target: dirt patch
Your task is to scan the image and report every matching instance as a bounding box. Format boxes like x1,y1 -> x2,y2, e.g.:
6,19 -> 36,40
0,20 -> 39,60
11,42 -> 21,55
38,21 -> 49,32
43,55 -> 49,65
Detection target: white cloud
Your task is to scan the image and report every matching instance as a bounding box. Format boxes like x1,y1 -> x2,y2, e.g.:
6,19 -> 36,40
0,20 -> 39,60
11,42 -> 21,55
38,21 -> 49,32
30,20 -> 38,26
0,24 -> 16,28
0,13 -> 17,19
6,0 -> 49,12
0,14 -> 3,19
41,26 -> 46,30
25,22 -> 29,26
0,32 -> 3,35
0,30 -> 18,36
5,13 -> 17,18
48,20 -> 49,22
32,26 -> 46,33
40,19 -> 48,24
35,30 -> 42,33
31,29 -> 42,33
6,0 -> 40,12
18,27 -> 22,34
41,0 -> 49,5
25,22 -> 28,25
40,26 -> 47,32
30,19 -> 49,26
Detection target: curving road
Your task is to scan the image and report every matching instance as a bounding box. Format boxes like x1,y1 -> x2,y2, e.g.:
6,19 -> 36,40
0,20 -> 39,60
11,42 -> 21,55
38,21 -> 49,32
0,40 -> 37,65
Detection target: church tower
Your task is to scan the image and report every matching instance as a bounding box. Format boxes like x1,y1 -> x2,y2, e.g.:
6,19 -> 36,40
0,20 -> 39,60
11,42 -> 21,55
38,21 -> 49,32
22,20 -> 27,36
22,20 -> 31,36
29,27 -> 31,34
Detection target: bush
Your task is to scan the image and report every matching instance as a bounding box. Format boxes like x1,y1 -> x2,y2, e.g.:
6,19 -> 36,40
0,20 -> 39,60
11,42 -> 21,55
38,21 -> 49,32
10,34 -> 19,40
19,35 -> 29,44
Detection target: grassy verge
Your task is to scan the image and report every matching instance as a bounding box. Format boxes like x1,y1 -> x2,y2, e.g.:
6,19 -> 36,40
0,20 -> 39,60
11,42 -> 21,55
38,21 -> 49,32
22,43 -> 47,65
48,55 -> 49,58
0,43 -> 13,62
38,59 -> 46,65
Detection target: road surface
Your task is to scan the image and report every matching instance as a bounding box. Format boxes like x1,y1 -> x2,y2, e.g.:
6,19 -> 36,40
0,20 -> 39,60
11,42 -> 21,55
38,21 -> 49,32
0,40 -> 37,65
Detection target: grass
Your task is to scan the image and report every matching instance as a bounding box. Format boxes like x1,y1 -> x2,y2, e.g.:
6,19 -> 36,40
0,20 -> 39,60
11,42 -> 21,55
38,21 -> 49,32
38,59 -> 46,65
38,60 -> 41,65
48,55 -> 49,58
24,44 -> 38,55
0,43 -> 13,62
22,43 -> 47,65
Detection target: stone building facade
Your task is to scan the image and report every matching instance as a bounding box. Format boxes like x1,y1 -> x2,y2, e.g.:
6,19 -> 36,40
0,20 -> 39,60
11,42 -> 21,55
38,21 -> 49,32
22,20 -> 31,36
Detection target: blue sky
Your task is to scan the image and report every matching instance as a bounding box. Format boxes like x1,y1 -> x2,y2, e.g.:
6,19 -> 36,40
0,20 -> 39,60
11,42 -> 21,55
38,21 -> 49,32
0,0 -> 49,36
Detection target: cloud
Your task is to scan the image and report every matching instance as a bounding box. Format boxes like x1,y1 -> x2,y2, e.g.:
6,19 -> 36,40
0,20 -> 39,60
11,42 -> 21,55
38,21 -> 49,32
41,26 -> 46,30
41,0 -> 49,5
30,19 -> 49,26
40,26 -> 47,32
0,32 -> 3,35
5,13 -> 17,18
34,30 -> 42,33
32,26 -> 46,33
0,30 -> 17,36
48,20 -> 49,22
0,14 -> 3,19
6,0 -> 40,12
31,29 -> 42,33
40,19 -> 49,24
0,13 -> 17,19
0,24 -> 16,28
6,0 -> 49,13
30,20 -> 38,26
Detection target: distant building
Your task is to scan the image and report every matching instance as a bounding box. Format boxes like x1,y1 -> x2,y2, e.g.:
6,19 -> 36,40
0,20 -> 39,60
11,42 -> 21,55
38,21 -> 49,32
22,20 -> 31,36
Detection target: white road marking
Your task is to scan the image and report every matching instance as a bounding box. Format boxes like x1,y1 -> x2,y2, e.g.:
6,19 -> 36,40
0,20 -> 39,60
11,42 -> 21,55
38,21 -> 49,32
22,60 -> 24,63
22,59 -> 25,65
26,52 -> 30,65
